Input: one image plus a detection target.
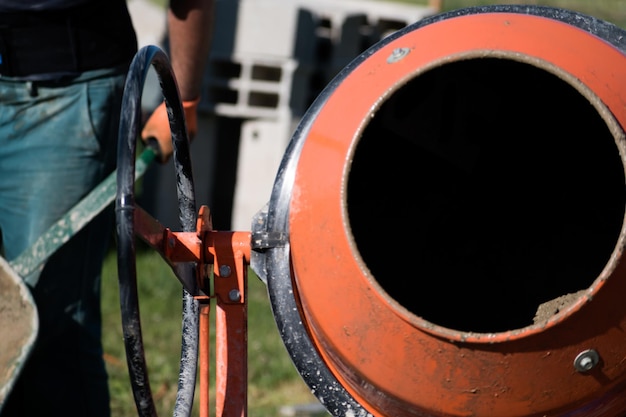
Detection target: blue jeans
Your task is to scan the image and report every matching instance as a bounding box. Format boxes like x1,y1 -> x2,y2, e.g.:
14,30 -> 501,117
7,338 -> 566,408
0,67 -> 127,417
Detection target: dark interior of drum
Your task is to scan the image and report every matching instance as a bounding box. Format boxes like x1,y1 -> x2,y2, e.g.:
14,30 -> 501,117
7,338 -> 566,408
347,57 -> 626,333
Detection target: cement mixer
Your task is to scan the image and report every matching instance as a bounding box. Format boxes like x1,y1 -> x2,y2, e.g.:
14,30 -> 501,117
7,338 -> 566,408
4,3 -> 626,417
255,5 -> 626,416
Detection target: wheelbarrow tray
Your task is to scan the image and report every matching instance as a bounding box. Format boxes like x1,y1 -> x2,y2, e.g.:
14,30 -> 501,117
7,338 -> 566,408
0,255 -> 37,407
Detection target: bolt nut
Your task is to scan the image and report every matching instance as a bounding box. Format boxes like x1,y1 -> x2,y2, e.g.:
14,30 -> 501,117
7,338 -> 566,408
574,349 -> 600,372
228,289 -> 241,302
387,47 -> 410,64
219,265 -> 232,277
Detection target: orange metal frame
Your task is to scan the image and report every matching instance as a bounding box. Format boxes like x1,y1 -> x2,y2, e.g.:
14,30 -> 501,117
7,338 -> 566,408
136,205 -> 251,417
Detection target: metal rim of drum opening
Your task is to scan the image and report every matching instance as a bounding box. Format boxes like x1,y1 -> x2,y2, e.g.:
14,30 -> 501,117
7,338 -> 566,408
264,5 -> 626,417
348,52 -> 625,341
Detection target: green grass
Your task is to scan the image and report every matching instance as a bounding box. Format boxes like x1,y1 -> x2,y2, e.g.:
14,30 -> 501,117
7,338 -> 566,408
399,0 -> 626,27
102,247 -> 317,417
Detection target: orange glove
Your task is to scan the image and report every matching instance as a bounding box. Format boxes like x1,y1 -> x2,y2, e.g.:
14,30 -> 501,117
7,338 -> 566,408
141,97 -> 200,163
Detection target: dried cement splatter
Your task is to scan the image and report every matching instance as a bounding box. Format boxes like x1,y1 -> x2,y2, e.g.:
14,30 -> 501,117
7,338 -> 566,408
533,289 -> 588,324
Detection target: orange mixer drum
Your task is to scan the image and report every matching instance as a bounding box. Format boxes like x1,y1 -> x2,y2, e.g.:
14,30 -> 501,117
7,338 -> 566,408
255,5 -> 626,417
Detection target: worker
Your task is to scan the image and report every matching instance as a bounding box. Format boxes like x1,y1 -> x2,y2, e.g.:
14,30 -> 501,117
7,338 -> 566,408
0,0 -> 213,416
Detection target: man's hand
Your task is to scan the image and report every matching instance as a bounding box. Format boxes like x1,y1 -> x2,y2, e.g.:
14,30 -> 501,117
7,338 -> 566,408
141,97 -> 200,163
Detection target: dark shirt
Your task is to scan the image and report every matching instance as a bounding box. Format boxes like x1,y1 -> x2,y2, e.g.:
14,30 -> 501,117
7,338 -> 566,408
0,0 -> 138,78
0,0 -> 89,12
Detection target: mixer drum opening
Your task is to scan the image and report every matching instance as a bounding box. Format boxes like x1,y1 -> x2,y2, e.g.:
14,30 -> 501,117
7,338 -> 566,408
347,57 -> 626,334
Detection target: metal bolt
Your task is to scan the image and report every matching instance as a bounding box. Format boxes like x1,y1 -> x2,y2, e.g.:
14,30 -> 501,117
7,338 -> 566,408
228,289 -> 241,302
219,265 -> 232,277
387,47 -> 410,64
573,349 -> 600,372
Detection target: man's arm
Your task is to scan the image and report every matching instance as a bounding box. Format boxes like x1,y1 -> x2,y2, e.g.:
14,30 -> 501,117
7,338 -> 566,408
168,0 -> 214,101
141,0 -> 215,162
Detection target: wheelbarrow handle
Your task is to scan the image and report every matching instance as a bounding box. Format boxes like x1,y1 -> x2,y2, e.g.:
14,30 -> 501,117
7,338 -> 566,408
9,146 -> 157,281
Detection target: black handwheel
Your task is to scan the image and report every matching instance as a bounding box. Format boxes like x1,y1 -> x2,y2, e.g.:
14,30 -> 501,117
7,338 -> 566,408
115,45 -> 199,417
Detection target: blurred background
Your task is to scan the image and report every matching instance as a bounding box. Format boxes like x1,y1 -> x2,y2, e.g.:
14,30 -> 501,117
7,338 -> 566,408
104,1 -> 626,416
